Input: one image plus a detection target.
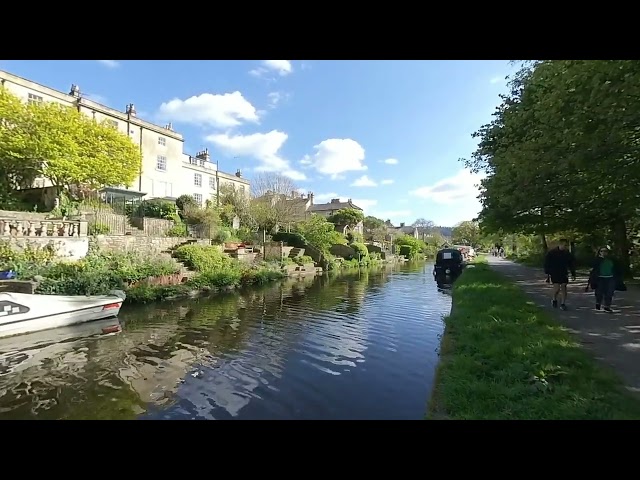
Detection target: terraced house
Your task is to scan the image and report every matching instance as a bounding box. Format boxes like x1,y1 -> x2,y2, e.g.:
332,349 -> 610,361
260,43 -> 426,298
0,69 -> 250,204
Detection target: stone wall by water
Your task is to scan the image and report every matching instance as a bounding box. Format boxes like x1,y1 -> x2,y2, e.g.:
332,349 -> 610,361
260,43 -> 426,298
90,235 -> 210,255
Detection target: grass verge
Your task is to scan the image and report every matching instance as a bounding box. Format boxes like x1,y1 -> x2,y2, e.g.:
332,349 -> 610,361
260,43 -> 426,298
427,260 -> 640,419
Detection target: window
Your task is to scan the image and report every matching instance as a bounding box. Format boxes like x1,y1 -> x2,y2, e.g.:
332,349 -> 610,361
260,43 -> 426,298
239,184 -> 245,194
209,176 -> 216,189
158,136 -> 166,146
156,155 -> 167,171
193,193 -> 203,205
194,173 -> 202,187
153,180 -> 172,197
28,93 -> 43,105
106,119 -> 118,129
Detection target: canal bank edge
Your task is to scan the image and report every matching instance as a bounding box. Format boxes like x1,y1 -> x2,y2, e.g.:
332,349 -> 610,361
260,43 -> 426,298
426,259 -> 640,420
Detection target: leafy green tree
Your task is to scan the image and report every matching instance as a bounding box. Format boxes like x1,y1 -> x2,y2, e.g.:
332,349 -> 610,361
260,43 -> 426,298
0,88 -> 141,192
296,214 -> 346,253
464,60 -> 640,274
328,208 -> 364,231
451,221 -> 482,248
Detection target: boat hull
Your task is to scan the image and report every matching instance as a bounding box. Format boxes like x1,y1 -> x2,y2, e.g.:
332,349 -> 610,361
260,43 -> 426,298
0,291 -> 124,339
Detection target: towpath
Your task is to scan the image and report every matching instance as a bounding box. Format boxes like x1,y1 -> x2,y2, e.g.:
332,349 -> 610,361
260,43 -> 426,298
487,256 -> 640,395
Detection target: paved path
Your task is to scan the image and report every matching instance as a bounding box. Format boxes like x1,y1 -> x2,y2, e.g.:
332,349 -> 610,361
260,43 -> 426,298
487,256 -> 640,395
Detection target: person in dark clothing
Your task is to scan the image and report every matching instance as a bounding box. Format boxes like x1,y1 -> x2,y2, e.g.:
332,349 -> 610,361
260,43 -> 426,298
586,246 -> 621,312
543,239 -> 576,311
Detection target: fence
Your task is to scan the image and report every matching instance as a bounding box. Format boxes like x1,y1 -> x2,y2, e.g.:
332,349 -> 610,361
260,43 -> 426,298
1,217 -> 86,237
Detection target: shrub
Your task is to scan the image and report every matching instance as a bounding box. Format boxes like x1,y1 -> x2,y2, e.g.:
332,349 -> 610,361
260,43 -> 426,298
173,245 -> 233,271
350,242 -> 369,259
272,232 -> 307,248
88,222 -> 110,235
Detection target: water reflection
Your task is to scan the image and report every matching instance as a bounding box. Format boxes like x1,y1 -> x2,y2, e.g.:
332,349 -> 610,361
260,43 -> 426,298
0,262 -> 451,420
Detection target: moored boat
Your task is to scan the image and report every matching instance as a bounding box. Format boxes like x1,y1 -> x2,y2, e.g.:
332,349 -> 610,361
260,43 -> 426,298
0,290 -> 126,339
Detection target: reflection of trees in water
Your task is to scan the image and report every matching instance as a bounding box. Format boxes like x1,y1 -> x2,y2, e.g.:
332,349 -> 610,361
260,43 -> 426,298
0,265 -> 412,419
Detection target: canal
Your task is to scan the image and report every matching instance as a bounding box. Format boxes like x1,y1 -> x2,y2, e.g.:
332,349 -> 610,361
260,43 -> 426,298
0,262 -> 451,420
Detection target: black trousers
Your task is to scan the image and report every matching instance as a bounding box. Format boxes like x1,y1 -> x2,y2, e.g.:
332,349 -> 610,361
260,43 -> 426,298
595,276 -> 615,307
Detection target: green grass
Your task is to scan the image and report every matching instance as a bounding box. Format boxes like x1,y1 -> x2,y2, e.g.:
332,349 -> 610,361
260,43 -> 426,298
427,260 -> 640,420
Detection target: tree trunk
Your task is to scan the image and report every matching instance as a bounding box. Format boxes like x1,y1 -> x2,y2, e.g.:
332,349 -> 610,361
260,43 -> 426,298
612,218 -> 631,278
540,234 -> 548,254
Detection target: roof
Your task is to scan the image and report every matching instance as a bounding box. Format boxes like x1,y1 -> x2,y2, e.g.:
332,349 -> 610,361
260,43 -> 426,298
309,200 -> 363,212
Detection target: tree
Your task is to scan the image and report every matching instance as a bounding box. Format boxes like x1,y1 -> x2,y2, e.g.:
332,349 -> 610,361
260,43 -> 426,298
412,218 -> 434,231
327,208 -> 364,231
296,214 -> 346,253
0,88 -> 141,192
217,183 -> 253,228
451,221 -> 482,248
249,172 -> 301,232
363,215 -> 385,232
463,60 -> 640,274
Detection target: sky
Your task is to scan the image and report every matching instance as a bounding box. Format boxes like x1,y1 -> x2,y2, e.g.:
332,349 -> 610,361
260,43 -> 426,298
0,60 -> 514,226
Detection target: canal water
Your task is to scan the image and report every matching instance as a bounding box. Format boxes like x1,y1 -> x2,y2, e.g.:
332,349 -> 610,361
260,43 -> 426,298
0,262 -> 451,420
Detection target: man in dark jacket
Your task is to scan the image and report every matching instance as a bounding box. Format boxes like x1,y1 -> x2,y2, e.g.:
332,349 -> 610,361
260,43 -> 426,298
544,239 -> 576,311
587,246 -> 621,312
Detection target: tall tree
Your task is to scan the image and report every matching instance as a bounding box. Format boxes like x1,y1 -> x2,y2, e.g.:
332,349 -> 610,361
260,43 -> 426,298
0,88 -> 141,192
451,221 -> 482,248
249,172 -> 301,234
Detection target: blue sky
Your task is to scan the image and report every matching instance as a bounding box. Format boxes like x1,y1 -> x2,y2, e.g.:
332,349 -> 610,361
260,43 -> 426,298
0,60 -> 513,226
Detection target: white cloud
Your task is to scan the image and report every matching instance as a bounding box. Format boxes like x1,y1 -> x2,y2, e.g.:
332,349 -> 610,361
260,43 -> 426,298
97,60 -> 120,68
158,92 -> 259,129
267,91 -> 290,109
250,60 -> 293,78
490,75 -> 506,84
353,198 -> 377,212
206,130 -> 305,181
409,169 -> 485,205
382,158 -> 399,165
351,175 -> 377,187
380,179 -> 394,185
301,138 -> 367,179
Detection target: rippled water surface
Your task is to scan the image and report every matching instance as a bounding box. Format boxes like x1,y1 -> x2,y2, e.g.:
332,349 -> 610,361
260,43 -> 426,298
0,262 -> 451,419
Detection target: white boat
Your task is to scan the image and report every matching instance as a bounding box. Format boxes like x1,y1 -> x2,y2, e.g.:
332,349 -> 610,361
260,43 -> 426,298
0,290 -> 126,339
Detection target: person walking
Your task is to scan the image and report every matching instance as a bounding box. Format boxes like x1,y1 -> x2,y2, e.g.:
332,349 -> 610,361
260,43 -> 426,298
586,246 -> 623,312
544,239 -> 576,311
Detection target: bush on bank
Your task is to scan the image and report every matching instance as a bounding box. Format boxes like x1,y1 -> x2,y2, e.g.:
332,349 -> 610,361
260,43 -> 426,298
0,241 -> 284,303
428,261 -> 640,420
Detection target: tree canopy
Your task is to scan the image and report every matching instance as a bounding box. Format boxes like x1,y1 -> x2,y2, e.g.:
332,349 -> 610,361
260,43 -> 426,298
328,208 -> 364,231
0,88 -> 141,191
464,60 -> 640,272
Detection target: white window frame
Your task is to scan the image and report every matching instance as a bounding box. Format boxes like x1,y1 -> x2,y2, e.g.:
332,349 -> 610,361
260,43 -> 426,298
193,193 -> 203,205
209,176 -> 216,190
194,173 -> 202,187
28,93 -> 43,105
158,136 -> 166,146
156,155 -> 167,171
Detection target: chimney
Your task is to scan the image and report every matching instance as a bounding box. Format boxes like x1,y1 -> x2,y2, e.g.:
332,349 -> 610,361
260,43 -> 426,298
308,192 -> 314,204
235,169 -> 242,178
331,198 -> 340,204
126,103 -> 137,116
195,148 -> 211,163
400,222 -> 405,228
69,84 -> 81,97
165,122 -> 173,130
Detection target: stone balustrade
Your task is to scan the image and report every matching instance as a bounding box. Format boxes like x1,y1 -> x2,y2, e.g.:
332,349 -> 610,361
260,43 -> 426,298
0,218 -> 87,237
